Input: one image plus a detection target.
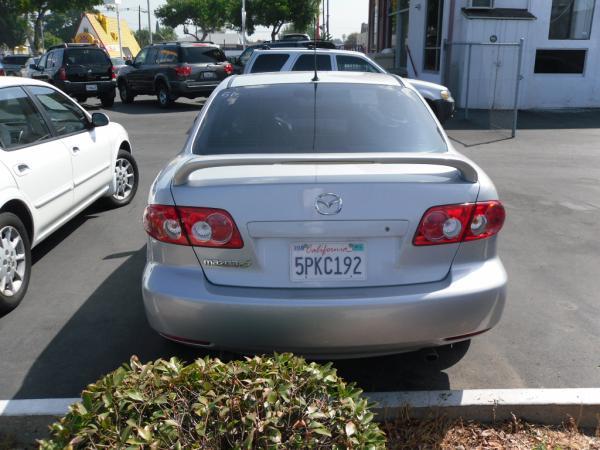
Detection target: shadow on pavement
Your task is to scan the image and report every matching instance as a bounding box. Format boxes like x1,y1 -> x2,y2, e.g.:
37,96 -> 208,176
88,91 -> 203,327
80,98 -> 206,115
15,247 -> 461,398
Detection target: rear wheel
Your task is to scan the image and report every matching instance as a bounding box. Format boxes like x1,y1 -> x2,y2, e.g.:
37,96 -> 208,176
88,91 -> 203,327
75,96 -> 87,104
0,213 -> 31,314
105,149 -> 139,207
100,92 -> 115,108
156,82 -> 173,108
118,80 -> 135,104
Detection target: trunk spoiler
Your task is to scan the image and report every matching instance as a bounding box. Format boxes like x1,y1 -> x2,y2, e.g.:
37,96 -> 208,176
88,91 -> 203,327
172,153 -> 479,186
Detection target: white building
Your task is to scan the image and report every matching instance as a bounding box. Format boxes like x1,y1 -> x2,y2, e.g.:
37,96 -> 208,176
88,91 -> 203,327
368,0 -> 600,109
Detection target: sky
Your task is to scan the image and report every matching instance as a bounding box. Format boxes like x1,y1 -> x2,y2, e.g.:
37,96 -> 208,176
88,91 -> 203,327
111,0 -> 369,42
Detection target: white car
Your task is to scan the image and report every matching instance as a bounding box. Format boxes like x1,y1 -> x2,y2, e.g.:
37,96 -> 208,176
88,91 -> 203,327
0,77 -> 138,312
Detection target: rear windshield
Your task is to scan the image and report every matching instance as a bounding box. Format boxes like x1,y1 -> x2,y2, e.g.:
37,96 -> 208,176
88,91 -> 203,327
3,56 -> 29,65
181,47 -> 227,63
64,49 -> 110,66
193,83 -> 446,154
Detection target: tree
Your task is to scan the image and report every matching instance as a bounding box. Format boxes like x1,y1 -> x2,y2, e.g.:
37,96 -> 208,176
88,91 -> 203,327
155,0 -> 229,41
134,26 -> 177,47
0,0 -> 29,50
345,32 -> 360,47
26,0 -> 101,54
250,0 -> 319,41
43,9 -> 90,44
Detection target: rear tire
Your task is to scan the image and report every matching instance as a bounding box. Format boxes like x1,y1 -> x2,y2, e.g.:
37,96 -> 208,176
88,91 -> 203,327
118,80 -> 135,104
76,96 -> 87,104
104,149 -> 139,208
100,92 -> 115,108
0,212 -> 31,315
156,82 -> 173,108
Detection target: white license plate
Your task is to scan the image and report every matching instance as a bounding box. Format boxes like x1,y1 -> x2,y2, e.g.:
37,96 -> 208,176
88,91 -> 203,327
86,84 -> 98,92
290,242 -> 367,282
201,72 -> 217,80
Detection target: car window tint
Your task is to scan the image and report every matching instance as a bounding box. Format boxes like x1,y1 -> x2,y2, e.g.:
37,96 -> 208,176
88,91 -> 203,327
157,46 -> 178,64
336,55 -> 380,73
181,47 -> 227,63
0,87 -> 51,150
250,54 -> 290,73
239,48 -> 254,65
292,54 -> 332,71
64,49 -> 109,66
38,53 -> 48,68
30,86 -> 87,136
146,47 -> 159,64
135,48 -> 148,65
193,84 -> 446,155
3,56 -> 30,65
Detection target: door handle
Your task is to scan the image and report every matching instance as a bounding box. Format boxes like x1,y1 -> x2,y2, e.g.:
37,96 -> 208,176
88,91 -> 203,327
13,163 -> 31,176
72,146 -> 81,154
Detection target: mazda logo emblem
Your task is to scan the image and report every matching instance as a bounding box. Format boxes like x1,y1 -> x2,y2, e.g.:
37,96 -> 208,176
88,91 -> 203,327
315,193 -> 343,215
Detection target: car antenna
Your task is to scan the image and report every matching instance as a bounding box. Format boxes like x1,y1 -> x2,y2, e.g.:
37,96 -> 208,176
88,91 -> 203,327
312,19 -> 319,82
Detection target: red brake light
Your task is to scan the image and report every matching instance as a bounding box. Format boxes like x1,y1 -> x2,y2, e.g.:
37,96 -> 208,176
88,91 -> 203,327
0,69 -> 5,76
143,205 -> 243,248
58,67 -> 67,80
224,62 -> 233,75
175,64 -> 192,77
110,66 -> 116,79
414,201 -> 505,246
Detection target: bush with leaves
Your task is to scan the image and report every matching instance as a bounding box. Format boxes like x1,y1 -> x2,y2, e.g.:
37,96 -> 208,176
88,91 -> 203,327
39,354 -> 386,449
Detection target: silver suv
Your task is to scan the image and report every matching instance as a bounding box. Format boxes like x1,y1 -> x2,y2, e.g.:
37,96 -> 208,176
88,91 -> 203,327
244,48 -> 455,123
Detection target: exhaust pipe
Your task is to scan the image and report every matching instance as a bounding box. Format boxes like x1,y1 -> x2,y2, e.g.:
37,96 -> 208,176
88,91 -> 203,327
424,348 -> 439,362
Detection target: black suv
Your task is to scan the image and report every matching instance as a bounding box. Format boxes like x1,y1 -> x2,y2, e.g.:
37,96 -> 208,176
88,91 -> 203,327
31,43 -> 116,107
117,42 -> 233,108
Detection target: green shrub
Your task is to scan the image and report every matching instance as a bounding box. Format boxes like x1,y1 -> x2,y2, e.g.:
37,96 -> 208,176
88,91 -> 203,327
40,354 -> 386,449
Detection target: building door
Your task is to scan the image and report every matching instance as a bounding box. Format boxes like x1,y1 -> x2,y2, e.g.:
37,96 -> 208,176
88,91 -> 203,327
389,0 -> 410,75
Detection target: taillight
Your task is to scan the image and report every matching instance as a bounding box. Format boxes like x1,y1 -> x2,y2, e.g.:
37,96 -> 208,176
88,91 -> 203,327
143,204 -> 243,248
224,62 -> 233,75
110,66 -> 116,79
175,65 -> 192,78
58,67 -> 67,80
413,201 -> 505,246
0,69 -> 5,76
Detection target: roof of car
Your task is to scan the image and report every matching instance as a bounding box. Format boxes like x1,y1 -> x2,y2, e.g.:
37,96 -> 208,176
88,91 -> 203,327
228,71 -> 401,88
251,48 -> 367,57
0,76 -> 55,88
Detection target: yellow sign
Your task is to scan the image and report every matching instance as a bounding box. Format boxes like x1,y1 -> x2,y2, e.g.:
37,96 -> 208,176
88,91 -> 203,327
74,32 -> 96,44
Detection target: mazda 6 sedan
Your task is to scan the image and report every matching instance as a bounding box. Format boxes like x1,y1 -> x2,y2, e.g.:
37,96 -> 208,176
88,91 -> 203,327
142,71 -> 506,358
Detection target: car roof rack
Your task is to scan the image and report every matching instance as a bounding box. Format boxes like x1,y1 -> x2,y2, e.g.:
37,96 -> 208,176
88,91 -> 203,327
154,40 -> 216,46
47,43 -> 99,51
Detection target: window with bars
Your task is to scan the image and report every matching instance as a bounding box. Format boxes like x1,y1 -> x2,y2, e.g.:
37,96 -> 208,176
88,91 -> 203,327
423,0 -> 444,71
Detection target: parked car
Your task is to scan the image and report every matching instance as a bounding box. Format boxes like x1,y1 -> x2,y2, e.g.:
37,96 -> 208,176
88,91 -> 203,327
142,72 -> 506,358
117,41 -> 234,108
230,41 -> 336,74
31,43 -> 116,107
0,63 -> 5,77
110,57 -> 128,76
1,55 -> 31,77
243,48 -> 455,123
20,57 -> 41,78
0,77 -> 138,312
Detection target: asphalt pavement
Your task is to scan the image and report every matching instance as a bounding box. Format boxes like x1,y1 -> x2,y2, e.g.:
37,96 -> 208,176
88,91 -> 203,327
0,97 -> 598,399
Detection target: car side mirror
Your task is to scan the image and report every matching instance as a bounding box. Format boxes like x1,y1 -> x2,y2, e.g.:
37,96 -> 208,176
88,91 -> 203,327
91,112 -> 110,127
29,64 -> 37,70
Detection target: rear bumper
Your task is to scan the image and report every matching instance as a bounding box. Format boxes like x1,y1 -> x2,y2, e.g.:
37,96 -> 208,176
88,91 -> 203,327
142,257 -> 507,358
169,80 -> 220,97
56,80 -> 115,97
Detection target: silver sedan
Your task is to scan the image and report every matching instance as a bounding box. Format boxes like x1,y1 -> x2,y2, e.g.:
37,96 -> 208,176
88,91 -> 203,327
142,72 -> 506,358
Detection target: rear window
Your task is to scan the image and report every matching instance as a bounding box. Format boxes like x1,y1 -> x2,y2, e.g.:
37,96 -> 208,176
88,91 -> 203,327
250,54 -> 290,73
3,56 -> 30,65
292,54 -> 332,71
64,49 -> 110,66
181,47 -> 226,63
193,83 -> 446,155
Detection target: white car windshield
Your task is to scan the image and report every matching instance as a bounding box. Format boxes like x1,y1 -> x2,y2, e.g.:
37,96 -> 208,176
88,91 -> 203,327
193,83 -> 446,154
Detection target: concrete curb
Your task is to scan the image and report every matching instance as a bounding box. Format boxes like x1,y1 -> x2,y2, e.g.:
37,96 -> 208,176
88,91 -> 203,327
366,388 -> 600,429
1,390 -> 599,443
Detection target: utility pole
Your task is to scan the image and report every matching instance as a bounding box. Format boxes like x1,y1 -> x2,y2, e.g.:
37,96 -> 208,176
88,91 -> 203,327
326,0 -> 330,38
241,0 -> 246,49
138,5 -> 141,33
147,0 -> 152,44
115,2 -> 123,58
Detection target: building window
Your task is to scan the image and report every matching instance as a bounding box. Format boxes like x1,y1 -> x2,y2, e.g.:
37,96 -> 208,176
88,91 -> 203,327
549,0 -> 596,39
423,0 -> 444,71
534,49 -> 586,73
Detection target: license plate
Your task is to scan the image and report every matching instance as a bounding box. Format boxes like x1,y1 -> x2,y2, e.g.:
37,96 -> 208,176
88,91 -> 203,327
290,242 -> 367,282
201,72 -> 217,80
85,84 -> 98,92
